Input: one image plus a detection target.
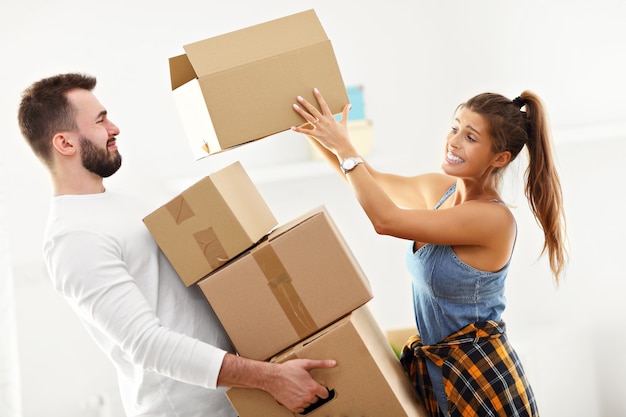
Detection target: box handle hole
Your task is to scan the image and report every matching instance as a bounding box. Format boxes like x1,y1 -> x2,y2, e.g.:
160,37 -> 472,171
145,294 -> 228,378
300,388 -> 336,415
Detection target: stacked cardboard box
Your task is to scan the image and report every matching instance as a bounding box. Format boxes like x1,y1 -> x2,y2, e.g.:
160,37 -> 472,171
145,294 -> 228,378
144,9 -> 426,417
145,167 -> 374,362
143,161 -> 277,287
197,206 -> 373,361
227,305 -> 422,416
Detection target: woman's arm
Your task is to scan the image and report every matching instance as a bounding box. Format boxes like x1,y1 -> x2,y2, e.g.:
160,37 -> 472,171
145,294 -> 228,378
291,89 -> 514,249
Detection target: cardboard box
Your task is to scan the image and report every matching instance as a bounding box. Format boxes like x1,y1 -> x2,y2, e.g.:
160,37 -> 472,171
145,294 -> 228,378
226,305 -> 426,417
169,9 -> 349,159
387,326 -> 419,359
143,161 -> 277,287
197,206 -> 373,360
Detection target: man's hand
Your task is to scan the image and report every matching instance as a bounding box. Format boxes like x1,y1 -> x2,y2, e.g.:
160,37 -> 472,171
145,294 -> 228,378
218,353 -> 336,413
264,359 -> 336,414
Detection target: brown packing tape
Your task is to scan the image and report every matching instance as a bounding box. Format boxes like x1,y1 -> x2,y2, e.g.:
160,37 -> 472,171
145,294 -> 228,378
193,227 -> 229,270
253,245 -> 317,339
165,195 -> 195,225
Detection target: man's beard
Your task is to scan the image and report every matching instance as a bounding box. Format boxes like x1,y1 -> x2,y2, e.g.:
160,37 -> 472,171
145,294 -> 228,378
79,136 -> 122,178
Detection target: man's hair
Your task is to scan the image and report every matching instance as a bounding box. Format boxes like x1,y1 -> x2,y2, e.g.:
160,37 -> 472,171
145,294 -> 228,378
18,73 -> 97,168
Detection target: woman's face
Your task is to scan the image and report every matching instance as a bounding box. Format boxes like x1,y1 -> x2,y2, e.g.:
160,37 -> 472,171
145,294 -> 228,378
441,107 -> 501,179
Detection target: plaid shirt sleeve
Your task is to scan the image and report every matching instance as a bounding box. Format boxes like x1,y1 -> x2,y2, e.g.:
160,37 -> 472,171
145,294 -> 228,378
400,321 -> 539,417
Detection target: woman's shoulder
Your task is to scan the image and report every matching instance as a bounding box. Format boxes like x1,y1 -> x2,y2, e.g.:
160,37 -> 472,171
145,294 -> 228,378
417,173 -> 456,207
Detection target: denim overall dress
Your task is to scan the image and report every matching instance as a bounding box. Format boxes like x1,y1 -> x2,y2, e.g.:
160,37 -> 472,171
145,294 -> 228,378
405,184 -> 509,414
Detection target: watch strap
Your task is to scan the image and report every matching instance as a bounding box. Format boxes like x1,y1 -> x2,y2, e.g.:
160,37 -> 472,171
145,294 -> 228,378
340,157 -> 364,174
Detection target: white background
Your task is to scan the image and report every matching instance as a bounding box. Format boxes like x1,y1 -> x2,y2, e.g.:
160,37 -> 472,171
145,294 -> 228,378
1,1 -> 625,416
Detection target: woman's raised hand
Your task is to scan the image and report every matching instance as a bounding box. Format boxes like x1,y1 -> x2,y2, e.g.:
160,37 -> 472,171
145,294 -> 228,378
291,88 -> 352,156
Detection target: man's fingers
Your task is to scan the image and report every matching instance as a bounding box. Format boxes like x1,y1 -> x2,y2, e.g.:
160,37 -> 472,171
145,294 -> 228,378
304,359 -> 337,371
314,385 -> 330,400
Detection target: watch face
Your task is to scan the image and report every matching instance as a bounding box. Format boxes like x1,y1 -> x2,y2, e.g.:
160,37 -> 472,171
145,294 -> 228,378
343,159 -> 356,170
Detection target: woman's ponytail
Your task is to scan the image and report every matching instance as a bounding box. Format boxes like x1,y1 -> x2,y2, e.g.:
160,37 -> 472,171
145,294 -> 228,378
518,92 -> 568,282
465,91 -> 568,283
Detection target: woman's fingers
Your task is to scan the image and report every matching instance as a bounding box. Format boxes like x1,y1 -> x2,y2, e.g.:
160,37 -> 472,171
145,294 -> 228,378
295,95 -> 321,119
291,88 -> 350,139
340,103 -> 351,124
312,87 -> 332,115
294,88 -> 333,121
292,102 -> 318,126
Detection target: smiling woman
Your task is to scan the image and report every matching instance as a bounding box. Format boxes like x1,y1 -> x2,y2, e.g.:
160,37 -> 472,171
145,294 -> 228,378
291,87 -> 566,416
2,1 -> 626,416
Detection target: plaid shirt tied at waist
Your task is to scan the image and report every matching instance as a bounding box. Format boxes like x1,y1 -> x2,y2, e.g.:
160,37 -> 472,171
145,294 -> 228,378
400,321 -> 539,417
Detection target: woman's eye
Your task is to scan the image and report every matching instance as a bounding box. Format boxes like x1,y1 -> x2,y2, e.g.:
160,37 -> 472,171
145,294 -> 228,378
451,127 -> 458,133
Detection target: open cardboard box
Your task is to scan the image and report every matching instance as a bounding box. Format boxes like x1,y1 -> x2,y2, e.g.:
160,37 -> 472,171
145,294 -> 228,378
169,9 -> 349,159
226,305 -> 426,416
143,161 -> 277,287
197,206 -> 373,360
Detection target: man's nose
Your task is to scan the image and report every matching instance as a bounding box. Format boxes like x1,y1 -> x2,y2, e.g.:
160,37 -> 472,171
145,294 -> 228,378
107,120 -> 120,136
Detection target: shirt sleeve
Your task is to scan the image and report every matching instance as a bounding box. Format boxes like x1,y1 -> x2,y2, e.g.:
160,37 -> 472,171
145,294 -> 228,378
44,229 -> 227,389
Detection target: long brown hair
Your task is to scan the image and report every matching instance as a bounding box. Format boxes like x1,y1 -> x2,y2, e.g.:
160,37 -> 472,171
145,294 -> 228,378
463,91 -> 567,283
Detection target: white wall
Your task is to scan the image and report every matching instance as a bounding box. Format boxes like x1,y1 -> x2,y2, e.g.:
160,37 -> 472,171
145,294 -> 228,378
2,1 -> 625,416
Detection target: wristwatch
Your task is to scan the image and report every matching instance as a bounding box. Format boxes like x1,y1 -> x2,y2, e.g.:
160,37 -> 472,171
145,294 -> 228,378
340,157 -> 364,175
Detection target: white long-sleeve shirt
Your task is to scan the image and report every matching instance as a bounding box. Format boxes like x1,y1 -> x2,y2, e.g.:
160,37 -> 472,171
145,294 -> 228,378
43,191 -> 237,417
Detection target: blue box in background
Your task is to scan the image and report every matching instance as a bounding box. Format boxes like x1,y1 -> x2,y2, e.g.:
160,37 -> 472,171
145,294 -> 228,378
346,85 -> 365,121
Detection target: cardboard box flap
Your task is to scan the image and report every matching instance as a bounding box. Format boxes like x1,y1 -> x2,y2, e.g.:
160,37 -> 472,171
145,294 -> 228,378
182,10 -> 328,77
265,204 -> 372,292
266,206 -> 327,242
169,53 -> 197,90
272,313 -> 351,363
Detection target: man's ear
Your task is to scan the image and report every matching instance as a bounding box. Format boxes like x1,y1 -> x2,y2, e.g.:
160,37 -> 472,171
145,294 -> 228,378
52,133 -> 76,156
492,151 -> 511,168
